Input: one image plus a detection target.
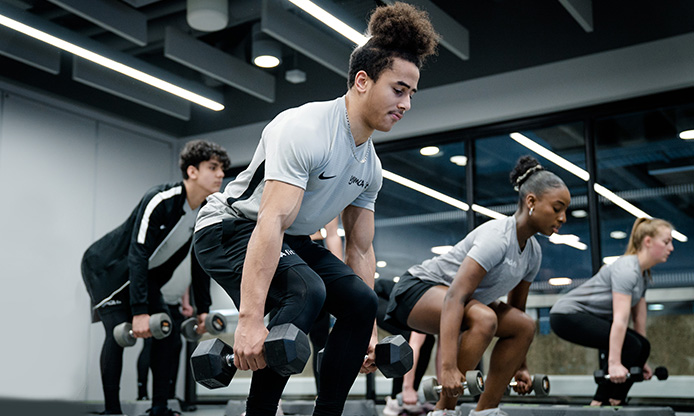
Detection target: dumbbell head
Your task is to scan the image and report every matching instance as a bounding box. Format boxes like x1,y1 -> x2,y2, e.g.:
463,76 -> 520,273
654,366 -> 669,380
375,334 -> 413,378
149,313 -> 172,340
113,322 -> 136,348
181,318 -> 201,342
629,366 -> 644,382
205,312 -> 227,335
264,323 -> 311,377
465,370 -> 485,396
532,374 -> 550,396
190,338 -> 236,389
420,377 -> 439,403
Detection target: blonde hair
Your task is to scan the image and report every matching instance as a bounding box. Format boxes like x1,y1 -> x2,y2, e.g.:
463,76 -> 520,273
624,217 -> 673,278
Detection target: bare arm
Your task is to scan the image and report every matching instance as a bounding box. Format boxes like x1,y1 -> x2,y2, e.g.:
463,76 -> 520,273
234,180 -> 304,371
323,216 -> 343,260
608,292 -> 632,383
507,280 -> 533,393
439,257 -> 487,395
341,205 -> 378,372
631,297 -> 652,379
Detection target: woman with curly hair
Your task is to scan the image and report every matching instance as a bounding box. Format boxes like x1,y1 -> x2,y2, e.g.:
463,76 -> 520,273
192,3 -> 439,416
385,156 -> 571,416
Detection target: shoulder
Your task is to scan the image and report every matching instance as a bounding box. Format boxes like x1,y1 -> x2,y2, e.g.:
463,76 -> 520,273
266,98 -> 341,136
138,182 -> 185,210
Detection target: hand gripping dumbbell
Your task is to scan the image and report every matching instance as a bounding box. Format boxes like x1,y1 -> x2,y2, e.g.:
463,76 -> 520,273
420,371 -> 485,403
316,334 -> 414,378
113,312 -> 172,348
504,374 -> 550,397
181,311 -> 227,342
594,366 -> 668,384
190,323 -> 310,389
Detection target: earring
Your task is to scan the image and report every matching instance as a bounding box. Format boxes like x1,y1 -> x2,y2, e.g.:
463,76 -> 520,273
529,207 -> 534,216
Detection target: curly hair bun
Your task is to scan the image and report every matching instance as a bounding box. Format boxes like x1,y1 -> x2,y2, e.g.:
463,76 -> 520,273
368,2 -> 439,63
509,155 -> 541,187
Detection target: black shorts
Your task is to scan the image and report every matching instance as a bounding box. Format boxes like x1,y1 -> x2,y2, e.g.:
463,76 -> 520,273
384,271 -> 442,331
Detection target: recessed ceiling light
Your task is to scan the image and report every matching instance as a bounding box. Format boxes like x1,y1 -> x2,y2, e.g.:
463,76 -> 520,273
610,230 -> 627,239
450,155 -> 467,166
374,272 -> 380,279
548,277 -> 572,286
393,276 -> 400,283
376,261 -> 387,268
420,146 -> 440,156
648,304 -> 665,311
571,209 -> 588,218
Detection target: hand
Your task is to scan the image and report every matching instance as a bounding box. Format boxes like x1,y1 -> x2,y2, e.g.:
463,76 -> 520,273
608,363 -> 629,383
401,386 -> 419,405
643,363 -> 653,381
512,369 -> 532,395
132,314 -> 151,338
233,318 -> 269,372
360,334 -> 378,374
440,367 -> 464,398
180,302 -> 195,318
196,313 -> 208,334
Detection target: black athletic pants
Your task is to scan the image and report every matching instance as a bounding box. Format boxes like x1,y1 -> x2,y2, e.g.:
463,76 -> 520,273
96,289 -> 176,415
137,303 -> 186,400
550,312 -> 650,403
194,218 -> 378,416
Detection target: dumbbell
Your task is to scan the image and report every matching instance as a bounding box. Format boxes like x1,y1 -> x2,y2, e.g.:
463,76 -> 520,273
595,366 -> 669,384
316,334 -> 414,378
396,390 -> 426,406
190,323 -> 310,389
504,374 -> 550,397
113,313 -> 172,348
420,371 -> 485,403
181,312 -> 227,342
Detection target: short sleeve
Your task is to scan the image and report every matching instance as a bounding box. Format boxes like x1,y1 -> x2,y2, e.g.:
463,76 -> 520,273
466,228 -> 508,272
349,157 -> 382,212
263,116 -> 324,190
610,258 -> 641,295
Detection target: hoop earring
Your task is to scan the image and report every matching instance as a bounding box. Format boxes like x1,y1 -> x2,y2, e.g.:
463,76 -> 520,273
529,207 -> 534,216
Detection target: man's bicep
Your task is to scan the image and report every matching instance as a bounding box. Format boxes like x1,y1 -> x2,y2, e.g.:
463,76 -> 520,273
258,180 -> 305,229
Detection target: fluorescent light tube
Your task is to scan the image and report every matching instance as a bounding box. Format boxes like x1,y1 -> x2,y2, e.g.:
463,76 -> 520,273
0,14 -> 224,111
288,0 -> 368,46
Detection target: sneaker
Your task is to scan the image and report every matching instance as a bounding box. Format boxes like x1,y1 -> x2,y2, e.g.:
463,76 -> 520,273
383,396 -> 404,416
427,409 -> 456,416
468,408 -> 509,416
239,400 -> 284,416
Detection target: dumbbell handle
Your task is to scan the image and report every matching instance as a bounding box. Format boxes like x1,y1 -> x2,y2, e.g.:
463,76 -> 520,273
603,373 -> 633,380
432,380 -> 473,394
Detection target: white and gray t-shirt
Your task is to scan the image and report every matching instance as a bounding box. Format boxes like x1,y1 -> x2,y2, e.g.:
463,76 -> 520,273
196,95 -> 383,236
550,255 -> 646,319
409,215 -> 542,305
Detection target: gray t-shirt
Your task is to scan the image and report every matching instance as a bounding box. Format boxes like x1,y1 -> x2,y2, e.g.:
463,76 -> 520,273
550,255 -> 646,318
196,96 -> 382,236
409,215 -> 541,305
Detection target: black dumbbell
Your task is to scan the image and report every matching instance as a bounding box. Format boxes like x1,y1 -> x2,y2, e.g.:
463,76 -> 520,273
181,312 -> 227,342
654,366 -> 669,381
420,371 -> 485,403
504,374 -> 550,397
594,366 -> 644,384
316,334 -> 414,378
190,323 -> 310,389
113,313 -> 172,348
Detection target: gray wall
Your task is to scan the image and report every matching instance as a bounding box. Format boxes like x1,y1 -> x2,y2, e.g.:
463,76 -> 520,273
0,85 -> 177,401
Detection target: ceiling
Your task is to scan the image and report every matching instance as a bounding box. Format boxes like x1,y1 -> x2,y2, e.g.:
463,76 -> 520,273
2,0 -> 694,138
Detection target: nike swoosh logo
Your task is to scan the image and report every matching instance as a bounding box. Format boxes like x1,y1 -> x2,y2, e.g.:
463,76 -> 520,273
318,172 -> 336,180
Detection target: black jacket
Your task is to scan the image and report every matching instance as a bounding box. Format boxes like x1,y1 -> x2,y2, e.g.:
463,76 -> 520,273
81,182 -> 211,316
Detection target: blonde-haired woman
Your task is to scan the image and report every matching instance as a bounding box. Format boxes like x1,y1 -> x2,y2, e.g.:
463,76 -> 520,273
550,218 -> 674,406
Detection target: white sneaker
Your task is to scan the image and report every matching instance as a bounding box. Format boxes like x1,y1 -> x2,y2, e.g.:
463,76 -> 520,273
427,409 -> 456,416
383,396 -> 404,416
468,408 -> 509,416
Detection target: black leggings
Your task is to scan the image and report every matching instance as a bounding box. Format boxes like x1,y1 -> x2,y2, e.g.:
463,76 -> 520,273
550,313 -> 650,403
137,303 -> 186,399
195,220 -> 379,416
96,291 -> 176,414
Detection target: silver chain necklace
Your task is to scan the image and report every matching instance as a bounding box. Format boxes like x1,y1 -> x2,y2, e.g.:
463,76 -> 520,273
345,108 -> 371,164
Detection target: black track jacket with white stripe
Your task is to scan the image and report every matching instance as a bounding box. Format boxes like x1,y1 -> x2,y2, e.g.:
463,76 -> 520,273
81,182 -> 211,317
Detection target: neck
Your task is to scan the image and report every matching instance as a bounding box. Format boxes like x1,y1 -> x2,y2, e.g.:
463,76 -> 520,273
636,249 -> 656,271
183,179 -> 206,210
514,211 -> 535,249
345,93 -> 373,146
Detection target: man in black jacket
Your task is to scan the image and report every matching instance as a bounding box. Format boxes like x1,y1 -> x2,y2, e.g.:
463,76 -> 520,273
82,139 -> 230,416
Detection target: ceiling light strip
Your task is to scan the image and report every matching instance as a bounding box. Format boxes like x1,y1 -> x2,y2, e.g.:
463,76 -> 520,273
0,14 -> 224,111
510,132 -> 687,243
382,169 -> 469,212
288,0 -> 368,46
